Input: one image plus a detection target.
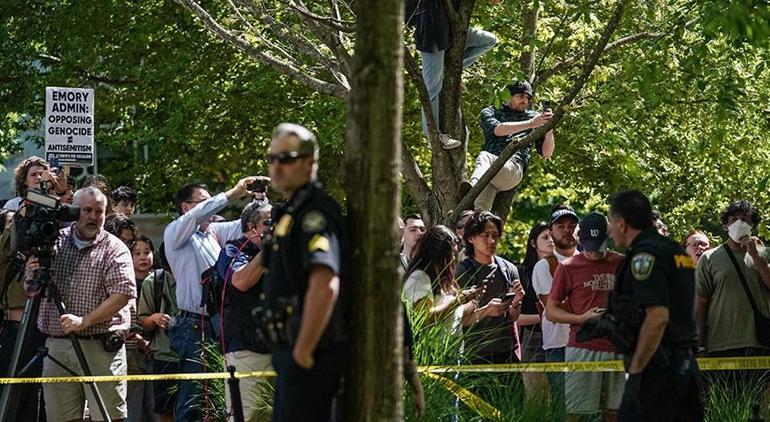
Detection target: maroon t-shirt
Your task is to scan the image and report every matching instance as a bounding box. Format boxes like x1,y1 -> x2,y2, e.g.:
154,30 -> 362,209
550,252 -> 624,352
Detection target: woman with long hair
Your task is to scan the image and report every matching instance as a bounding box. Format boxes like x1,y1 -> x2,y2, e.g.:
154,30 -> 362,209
518,221 -> 554,403
403,225 -> 498,329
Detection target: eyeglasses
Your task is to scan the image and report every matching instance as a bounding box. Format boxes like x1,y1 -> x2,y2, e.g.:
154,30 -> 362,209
184,199 -> 206,205
686,241 -> 709,249
267,151 -> 311,165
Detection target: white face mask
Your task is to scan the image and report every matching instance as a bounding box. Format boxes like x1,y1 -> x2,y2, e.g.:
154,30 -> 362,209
728,219 -> 753,243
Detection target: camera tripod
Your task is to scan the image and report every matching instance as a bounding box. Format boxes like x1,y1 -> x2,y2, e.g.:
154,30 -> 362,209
0,259 -> 112,422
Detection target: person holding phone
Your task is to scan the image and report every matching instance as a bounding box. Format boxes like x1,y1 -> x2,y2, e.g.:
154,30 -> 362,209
460,80 -> 555,211
546,212 -> 626,421
456,211 -> 525,365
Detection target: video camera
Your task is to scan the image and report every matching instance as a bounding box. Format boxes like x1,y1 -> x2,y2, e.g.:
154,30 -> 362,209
10,183 -> 80,293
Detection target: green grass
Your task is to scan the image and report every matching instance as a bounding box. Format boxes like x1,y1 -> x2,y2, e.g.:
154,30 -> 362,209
404,304 -> 769,421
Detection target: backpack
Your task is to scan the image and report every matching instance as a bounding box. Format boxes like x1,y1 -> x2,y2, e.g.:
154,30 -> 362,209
144,269 -> 167,342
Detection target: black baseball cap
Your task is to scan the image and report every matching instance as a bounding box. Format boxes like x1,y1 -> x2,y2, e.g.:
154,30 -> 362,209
506,80 -> 533,98
578,212 -> 609,252
549,209 -> 578,227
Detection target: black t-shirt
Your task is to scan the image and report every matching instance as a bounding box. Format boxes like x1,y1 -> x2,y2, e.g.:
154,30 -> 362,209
404,0 -> 450,52
613,227 -> 697,349
518,263 -> 541,332
456,256 -> 518,358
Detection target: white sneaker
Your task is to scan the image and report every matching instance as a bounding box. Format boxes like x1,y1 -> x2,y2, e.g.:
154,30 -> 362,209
439,133 -> 461,150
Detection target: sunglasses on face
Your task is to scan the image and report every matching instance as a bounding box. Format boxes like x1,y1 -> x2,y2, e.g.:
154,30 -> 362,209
267,151 -> 311,165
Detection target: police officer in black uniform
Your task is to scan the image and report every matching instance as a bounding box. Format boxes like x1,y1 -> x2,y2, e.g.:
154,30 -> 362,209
606,190 -> 703,421
261,123 -> 347,422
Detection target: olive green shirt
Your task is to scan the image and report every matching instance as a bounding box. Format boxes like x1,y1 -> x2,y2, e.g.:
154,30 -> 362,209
696,245 -> 770,353
0,229 -> 27,311
137,270 -> 179,362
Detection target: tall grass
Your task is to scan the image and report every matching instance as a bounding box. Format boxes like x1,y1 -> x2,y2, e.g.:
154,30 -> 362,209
404,303 -> 769,421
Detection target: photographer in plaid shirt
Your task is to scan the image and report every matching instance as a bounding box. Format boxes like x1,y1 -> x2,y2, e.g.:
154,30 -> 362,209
25,186 -> 136,422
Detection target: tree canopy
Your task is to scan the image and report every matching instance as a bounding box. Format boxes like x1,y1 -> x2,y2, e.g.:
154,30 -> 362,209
2,0 -> 770,257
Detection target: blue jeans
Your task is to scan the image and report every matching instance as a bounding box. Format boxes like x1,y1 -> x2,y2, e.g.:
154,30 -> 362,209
168,313 -> 220,422
420,28 -> 496,134
545,346 -> 566,418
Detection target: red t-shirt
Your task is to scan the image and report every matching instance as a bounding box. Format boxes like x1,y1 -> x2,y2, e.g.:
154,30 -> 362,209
550,252 -> 624,352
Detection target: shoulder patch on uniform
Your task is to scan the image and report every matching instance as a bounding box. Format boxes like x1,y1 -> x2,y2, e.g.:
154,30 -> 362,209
674,254 -> 696,270
302,211 -> 326,233
308,234 -> 330,253
631,252 -> 655,281
274,214 -> 293,237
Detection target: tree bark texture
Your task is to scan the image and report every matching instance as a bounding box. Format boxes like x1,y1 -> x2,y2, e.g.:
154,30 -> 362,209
342,0 -> 404,419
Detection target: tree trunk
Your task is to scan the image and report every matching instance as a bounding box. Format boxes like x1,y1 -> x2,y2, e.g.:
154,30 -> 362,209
520,2 -> 540,82
342,0 -> 404,419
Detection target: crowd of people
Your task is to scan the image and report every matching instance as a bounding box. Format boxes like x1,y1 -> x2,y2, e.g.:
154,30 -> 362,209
398,197 -> 770,421
0,123 -> 350,421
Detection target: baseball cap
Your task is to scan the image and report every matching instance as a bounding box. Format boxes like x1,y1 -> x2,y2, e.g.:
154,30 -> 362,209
549,209 -> 578,227
506,80 -> 533,98
578,212 -> 609,252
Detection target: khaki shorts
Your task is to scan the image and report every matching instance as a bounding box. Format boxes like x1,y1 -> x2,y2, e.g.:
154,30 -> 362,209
43,337 -> 128,421
225,350 -> 274,422
565,347 -> 625,415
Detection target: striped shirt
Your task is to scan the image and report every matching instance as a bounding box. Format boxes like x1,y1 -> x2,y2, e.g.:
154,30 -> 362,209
479,104 -> 543,169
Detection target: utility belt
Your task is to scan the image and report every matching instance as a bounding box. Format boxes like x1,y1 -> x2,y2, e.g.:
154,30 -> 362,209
50,331 -> 125,353
252,295 -> 347,351
623,344 -> 697,372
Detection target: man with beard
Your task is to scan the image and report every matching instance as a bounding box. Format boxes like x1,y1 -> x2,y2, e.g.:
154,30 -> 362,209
25,187 -> 136,421
532,205 -> 578,418
460,80 -> 555,210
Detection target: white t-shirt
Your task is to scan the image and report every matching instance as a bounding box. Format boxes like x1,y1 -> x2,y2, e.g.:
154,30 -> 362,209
532,249 -> 575,350
402,269 -> 463,334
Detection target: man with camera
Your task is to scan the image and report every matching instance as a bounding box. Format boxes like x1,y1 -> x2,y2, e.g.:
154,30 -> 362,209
26,186 -> 137,422
605,190 -> 702,421
459,80 -> 555,211
215,200 -> 273,421
261,123 -> 348,421
163,175 -> 261,421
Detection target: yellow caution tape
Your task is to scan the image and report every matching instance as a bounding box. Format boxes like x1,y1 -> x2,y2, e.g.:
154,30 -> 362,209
0,357 -> 767,384
423,372 -> 502,421
0,370 -> 276,385
420,360 -> 625,374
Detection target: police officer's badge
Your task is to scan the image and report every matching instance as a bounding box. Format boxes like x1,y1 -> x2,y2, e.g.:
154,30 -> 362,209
302,211 -> 326,233
631,253 -> 655,281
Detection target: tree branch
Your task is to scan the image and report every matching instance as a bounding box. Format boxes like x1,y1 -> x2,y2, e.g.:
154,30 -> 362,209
452,0 -> 631,218
535,30 -> 665,85
176,0 -> 349,99
519,2 -> 540,82
400,138 -> 439,222
246,0 -> 349,85
292,0 -> 353,75
289,1 -> 356,33
442,0 -> 462,28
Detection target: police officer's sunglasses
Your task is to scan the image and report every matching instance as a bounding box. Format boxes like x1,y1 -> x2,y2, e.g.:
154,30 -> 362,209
267,151 -> 311,165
